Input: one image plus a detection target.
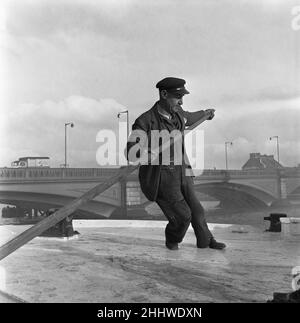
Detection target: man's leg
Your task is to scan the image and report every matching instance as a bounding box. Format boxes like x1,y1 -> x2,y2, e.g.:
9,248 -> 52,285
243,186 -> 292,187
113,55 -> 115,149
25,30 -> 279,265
181,172 -> 226,249
156,198 -> 191,245
181,174 -> 213,247
156,166 -> 192,247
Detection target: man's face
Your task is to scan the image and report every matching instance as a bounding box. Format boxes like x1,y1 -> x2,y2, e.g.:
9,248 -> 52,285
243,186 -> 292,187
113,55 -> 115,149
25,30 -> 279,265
162,91 -> 184,114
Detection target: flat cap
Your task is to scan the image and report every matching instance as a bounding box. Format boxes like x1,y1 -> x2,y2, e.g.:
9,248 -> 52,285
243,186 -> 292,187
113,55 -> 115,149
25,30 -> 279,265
156,77 -> 190,96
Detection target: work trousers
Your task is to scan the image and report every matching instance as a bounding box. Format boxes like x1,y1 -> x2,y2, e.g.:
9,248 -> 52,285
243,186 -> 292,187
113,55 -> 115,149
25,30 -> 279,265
156,165 -> 213,247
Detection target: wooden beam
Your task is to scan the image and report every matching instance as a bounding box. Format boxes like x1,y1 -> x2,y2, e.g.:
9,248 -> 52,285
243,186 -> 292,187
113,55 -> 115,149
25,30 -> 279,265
0,112 -> 211,261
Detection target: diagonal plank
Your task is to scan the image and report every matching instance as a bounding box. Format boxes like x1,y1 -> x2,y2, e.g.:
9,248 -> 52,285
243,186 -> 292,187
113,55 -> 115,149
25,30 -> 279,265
0,112 -> 211,261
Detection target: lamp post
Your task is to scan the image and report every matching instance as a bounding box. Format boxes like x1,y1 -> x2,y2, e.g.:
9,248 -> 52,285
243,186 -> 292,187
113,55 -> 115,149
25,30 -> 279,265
118,110 -> 129,165
117,110 -> 129,216
269,135 -> 280,164
64,122 -> 74,168
225,141 -> 233,170
117,110 -> 129,138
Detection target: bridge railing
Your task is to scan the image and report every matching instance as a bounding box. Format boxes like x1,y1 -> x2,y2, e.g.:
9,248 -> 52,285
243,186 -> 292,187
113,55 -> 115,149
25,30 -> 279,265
0,167 -> 120,181
197,169 -> 278,179
0,167 -> 299,182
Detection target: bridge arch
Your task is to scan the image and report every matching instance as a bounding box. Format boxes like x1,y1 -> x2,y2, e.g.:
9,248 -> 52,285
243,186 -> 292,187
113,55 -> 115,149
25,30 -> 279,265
193,182 -> 276,209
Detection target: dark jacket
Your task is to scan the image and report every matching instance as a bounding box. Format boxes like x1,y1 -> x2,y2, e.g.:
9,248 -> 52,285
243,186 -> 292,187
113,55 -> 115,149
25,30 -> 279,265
127,101 -> 205,201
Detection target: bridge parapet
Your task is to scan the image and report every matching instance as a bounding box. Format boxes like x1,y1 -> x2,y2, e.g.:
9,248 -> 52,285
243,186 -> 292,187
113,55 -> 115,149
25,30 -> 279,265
1,167 -> 299,182
0,168 -> 120,182
279,168 -> 300,178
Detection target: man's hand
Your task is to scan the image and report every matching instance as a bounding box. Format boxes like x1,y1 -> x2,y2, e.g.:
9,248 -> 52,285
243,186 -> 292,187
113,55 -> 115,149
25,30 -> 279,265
205,109 -> 215,120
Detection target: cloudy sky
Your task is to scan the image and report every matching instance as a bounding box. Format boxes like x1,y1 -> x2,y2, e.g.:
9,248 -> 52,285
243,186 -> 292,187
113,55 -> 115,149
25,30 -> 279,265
0,0 -> 299,169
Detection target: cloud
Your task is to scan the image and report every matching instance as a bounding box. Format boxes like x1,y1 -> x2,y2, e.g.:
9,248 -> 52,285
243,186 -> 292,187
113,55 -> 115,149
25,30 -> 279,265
0,95 -> 126,167
42,96 -> 125,124
2,95 -> 125,126
4,0 -> 138,39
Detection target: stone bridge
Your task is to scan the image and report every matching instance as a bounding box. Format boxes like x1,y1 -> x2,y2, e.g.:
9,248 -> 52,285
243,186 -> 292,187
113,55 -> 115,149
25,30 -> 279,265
0,167 -> 299,218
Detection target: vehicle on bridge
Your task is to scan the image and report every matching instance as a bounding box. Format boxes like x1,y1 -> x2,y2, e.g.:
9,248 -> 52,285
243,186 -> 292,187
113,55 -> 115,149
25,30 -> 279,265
11,157 -> 50,168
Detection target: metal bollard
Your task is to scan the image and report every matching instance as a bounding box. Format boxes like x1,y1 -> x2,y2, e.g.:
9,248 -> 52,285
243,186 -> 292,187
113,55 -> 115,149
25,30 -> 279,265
264,213 -> 287,232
